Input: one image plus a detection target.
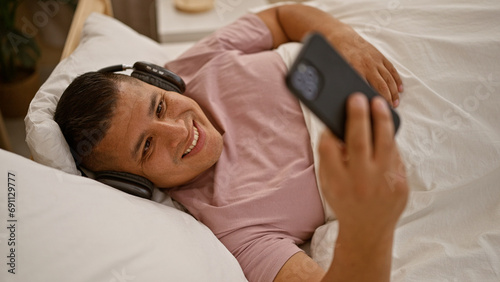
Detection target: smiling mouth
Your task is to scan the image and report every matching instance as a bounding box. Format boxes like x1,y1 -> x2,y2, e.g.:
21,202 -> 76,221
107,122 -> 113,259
182,125 -> 199,157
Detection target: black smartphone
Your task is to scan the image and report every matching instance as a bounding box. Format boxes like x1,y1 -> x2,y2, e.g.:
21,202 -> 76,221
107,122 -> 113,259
285,33 -> 400,141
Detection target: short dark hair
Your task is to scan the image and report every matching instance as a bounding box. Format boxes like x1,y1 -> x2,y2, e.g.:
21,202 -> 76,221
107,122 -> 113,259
54,71 -> 133,170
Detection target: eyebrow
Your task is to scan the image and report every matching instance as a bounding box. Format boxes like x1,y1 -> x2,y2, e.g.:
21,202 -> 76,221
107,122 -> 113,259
132,92 -> 160,161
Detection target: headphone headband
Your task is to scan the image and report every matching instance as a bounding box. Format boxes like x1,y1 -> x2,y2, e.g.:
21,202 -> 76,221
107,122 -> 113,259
98,61 -> 186,94
97,64 -> 133,73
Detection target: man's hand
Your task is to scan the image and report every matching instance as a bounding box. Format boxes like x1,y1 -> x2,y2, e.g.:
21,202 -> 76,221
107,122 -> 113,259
319,94 -> 408,233
317,93 -> 408,282
326,27 -> 403,108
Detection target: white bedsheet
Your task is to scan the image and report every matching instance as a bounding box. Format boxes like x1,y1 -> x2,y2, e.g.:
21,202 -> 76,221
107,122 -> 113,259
277,0 -> 500,280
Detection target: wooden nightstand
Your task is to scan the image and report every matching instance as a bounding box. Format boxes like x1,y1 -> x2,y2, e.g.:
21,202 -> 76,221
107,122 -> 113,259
156,0 -> 268,43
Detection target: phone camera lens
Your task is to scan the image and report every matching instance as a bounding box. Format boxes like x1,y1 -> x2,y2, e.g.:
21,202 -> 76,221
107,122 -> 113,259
292,63 -> 320,100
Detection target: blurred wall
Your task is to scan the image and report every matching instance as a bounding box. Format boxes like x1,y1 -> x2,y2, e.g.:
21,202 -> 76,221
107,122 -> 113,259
111,0 -> 158,41
18,0 -> 158,85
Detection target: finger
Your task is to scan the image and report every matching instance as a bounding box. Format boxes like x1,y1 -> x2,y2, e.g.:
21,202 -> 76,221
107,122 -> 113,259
371,96 -> 395,162
318,130 -> 346,192
338,142 -> 349,163
367,71 -> 392,106
319,130 -> 345,173
378,66 -> 400,107
345,93 -> 372,164
383,59 -> 404,93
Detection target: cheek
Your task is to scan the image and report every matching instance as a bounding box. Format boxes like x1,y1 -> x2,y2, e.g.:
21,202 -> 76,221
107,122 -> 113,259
148,148 -> 172,168
142,150 -> 172,179
207,130 -> 224,160
142,149 -> 190,187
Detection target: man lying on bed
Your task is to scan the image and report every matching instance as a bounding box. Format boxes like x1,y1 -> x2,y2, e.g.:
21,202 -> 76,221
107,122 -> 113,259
54,4 -> 408,282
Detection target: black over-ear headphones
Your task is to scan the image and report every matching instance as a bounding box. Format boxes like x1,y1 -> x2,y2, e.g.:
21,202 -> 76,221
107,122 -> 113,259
86,61 -> 186,199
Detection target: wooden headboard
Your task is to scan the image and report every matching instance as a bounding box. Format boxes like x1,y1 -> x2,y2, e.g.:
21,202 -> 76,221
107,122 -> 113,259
60,0 -> 114,60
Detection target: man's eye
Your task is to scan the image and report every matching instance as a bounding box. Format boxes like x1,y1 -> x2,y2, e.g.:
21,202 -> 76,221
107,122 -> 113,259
143,137 -> 152,155
156,100 -> 163,117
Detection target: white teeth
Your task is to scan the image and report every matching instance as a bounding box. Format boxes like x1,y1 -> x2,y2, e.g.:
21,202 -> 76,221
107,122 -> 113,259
183,126 -> 199,156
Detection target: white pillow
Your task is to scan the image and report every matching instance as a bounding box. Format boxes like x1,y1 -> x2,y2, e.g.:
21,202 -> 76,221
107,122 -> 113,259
0,149 -> 247,281
21,13 -> 247,281
25,13 -> 171,175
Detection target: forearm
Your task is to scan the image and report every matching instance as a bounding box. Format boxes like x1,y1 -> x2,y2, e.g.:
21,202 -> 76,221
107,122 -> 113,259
323,227 -> 395,282
257,5 -> 403,106
257,4 -> 351,49
274,225 -> 396,282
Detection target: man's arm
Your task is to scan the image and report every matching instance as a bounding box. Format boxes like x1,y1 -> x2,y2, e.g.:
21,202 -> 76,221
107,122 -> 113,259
274,94 -> 409,282
257,5 -> 403,107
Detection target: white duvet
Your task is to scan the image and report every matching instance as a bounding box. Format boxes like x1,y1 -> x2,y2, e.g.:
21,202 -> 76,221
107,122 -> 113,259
276,0 -> 500,280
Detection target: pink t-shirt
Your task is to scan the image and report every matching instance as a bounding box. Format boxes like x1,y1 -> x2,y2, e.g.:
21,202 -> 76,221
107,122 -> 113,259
166,14 -> 325,282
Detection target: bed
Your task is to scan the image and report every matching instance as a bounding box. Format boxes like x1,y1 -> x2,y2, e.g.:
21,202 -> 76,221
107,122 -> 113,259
1,0 -> 499,281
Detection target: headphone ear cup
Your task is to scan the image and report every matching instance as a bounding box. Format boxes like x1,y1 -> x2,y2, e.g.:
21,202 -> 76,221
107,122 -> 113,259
131,61 -> 186,94
94,171 -> 154,200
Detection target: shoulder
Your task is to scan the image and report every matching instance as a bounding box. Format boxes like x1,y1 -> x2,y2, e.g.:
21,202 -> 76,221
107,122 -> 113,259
169,14 -> 273,64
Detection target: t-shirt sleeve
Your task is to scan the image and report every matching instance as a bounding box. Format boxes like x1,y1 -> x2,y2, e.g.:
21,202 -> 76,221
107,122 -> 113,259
221,228 -> 304,282
166,13 -> 273,74
205,13 -> 274,53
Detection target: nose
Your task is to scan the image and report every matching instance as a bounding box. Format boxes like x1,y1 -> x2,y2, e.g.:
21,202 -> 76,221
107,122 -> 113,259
154,118 -> 187,148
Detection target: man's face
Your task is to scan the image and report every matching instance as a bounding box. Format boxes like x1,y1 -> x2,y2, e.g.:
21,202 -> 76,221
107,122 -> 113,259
93,79 -> 223,188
